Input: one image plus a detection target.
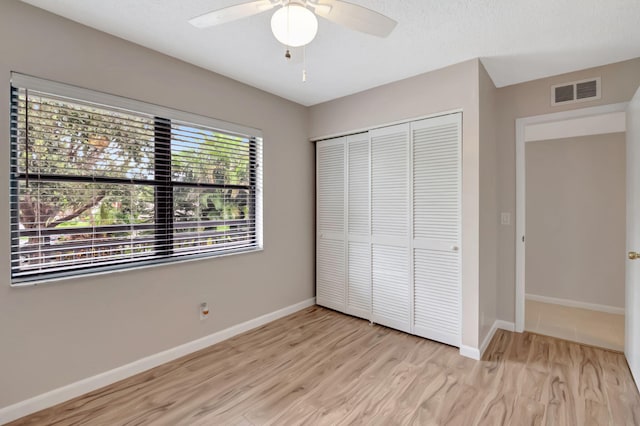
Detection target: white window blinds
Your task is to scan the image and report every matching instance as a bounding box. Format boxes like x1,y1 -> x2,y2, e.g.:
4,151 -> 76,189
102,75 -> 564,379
10,74 -> 263,284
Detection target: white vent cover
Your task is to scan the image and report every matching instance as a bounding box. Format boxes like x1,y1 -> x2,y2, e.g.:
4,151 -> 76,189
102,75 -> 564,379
551,77 -> 601,106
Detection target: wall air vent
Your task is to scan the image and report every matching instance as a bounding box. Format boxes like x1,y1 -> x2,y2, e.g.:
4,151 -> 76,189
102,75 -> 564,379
551,77 -> 601,106
576,80 -> 598,99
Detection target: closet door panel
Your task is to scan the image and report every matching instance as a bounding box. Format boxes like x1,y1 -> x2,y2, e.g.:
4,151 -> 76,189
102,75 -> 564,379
371,125 -> 410,243
317,139 -> 345,238
346,134 -> 371,319
370,124 -> 410,331
372,244 -> 410,332
317,239 -> 346,312
347,134 -> 369,237
413,116 -> 461,244
414,249 -> 460,346
316,138 -> 346,311
412,113 -> 462,346
347,241 -> 371,318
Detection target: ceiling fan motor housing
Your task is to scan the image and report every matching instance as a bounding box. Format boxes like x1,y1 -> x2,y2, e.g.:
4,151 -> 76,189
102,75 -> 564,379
271,3 -> 319,47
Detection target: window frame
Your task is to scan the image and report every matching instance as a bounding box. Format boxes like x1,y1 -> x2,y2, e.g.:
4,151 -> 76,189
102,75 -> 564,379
9,73 -> 264,286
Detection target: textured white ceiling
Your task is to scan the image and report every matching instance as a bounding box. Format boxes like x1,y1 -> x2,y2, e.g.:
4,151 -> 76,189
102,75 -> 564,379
20,0 -> 640,106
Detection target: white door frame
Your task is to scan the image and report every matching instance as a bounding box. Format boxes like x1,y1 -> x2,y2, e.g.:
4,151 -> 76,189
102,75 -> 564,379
515,102 -> 628,332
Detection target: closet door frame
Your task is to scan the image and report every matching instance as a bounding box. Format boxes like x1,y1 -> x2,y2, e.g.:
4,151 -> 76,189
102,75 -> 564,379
314,109 -> 463,347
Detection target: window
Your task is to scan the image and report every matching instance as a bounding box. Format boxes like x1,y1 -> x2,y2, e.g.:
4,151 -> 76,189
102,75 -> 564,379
10,74 -> 263,285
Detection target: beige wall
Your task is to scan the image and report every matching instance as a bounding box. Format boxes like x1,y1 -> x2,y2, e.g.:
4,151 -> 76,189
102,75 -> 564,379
0,1 -> 314,408
309,59 -> 482,350
479,62 -> 498,343
525,134 -> 626,307
495,57 -> 640,322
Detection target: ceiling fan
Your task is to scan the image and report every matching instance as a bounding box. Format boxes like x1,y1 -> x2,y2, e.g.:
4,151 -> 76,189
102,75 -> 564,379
189,0 -> 397,49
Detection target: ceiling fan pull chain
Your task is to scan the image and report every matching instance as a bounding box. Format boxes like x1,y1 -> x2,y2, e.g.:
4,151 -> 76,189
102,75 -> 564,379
285,0 -> 292,61
302,45 -> 307,82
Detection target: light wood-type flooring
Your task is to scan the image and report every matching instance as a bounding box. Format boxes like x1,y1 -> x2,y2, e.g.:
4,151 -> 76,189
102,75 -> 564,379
526,300 -> 625,352
10,306 -> 640,425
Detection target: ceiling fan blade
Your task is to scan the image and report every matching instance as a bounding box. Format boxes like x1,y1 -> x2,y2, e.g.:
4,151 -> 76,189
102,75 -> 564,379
189,0 -> 278,29
311,0 -> 397,37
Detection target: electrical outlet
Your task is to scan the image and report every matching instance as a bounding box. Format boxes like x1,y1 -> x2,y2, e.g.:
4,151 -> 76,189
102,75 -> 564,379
500,212 -> 511,226
200,302 -> 210,320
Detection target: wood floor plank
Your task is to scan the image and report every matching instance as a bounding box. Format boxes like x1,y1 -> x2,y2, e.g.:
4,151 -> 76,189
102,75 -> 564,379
517,367 -> 550,402
334,360 -> 418,425
166,314 -> 361,423
302,345 -> 405,423
402,367 -> 459,425
8,306 -> 640,426
434,382 -> 484,425
474,389 -> 517,426
262,402 -> 320,426
578,348 -> 607,405
603,351 -> 640,426
511,396 -> 546,426
376,361 -> 450,424
508,330 -> 535,363
464,330 -> 510,390
242,326 -> 377,424
528,334 -> 553,373
543,362 -> 580,426
583,399 -> 611,426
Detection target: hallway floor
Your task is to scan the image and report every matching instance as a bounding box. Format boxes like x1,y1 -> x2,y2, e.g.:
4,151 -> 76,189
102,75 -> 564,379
525,300 -> 625,352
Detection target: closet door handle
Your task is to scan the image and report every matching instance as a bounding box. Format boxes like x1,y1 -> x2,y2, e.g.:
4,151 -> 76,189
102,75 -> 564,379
451,245 -> 459,252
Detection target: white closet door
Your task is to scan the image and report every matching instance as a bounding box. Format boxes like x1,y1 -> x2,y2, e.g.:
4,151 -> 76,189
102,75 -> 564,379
316,138 -> 346,312
412,113 -> 461,347
370,124 -> 411,332
347,241 -> 370,318
346,133 -> 371,319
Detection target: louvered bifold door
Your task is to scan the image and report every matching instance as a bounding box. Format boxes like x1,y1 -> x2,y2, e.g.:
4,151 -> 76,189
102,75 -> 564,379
316,138 -> 346,312
412,113 -> 462,347
346,133 -> 371,320
370,124 -> 411,333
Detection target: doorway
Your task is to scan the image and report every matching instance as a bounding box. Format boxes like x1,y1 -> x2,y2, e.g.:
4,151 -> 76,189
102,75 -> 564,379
515,103 -> 628,351
524,132 -> 625,350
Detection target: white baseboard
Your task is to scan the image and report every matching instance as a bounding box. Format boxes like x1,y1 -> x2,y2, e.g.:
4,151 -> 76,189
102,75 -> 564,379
630,363 -> 640,395
495,320 -> 516,332
0,297 -> 316,425
459,345 -> 480,360
479,323 -> 498,358
478,319 -> 517,360
526,293 -> 624,315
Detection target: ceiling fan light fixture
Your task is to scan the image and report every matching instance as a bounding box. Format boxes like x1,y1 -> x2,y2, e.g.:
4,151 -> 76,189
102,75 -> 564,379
270,3 -> 318,47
